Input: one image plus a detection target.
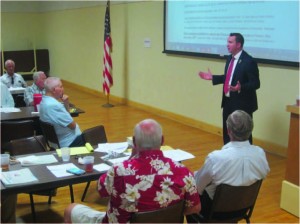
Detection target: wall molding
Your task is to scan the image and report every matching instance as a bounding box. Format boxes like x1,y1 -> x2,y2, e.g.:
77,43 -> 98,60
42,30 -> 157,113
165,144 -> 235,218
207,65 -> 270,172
62,80 -> 287,157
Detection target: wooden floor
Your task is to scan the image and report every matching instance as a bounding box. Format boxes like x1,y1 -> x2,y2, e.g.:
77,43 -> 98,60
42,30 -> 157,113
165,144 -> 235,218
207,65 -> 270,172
15,84 -> 299,223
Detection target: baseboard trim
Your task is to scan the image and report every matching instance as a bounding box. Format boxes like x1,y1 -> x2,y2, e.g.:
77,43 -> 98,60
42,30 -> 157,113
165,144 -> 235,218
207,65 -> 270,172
62,80 -> 287,157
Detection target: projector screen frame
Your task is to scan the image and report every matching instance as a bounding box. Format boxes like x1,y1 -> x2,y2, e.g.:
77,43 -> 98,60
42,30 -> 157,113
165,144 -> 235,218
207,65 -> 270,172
163,1 -> 299,68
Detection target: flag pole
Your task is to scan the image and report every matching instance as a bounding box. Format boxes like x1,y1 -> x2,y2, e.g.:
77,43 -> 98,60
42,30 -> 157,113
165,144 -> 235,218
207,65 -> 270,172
102,0 -> 114,108
102,94 -> 114,108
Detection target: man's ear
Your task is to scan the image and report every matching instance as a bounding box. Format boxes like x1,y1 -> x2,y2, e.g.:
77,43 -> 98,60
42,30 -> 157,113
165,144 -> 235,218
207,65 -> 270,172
161,136 -> 164,146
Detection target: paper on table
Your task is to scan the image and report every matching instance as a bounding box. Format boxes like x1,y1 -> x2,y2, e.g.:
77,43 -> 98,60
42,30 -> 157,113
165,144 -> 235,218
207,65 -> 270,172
93,163 -> 111,172
1,168 -> 38,186
163,149 -> 195,162
9,87 -> 25,91
0,107 -> 21,113
56,143 -> 93,156
18,155 -> 58,166
95,142 -> 129,154
106,156 -> 130,165
47,163 -> 79,178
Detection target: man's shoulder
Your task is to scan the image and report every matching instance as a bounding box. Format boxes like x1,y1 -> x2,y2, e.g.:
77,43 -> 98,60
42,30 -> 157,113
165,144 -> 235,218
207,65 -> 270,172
14,73 -> 23,77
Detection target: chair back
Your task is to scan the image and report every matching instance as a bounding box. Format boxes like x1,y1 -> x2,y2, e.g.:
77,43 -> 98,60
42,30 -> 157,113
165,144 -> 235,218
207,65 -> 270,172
1,120 -> 35,146
82,125 -> 107,146
15,94 -> 26,107
39,120 -> 60,150
6,135 -> 47,156
130,200 -> 185,223
208,179 -> 263,223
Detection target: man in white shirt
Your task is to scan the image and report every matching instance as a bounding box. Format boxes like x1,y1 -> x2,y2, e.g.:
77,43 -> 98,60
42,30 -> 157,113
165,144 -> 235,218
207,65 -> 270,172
1,82 -> 15,107
1,59 -> 27,88
189,110 -> 270,221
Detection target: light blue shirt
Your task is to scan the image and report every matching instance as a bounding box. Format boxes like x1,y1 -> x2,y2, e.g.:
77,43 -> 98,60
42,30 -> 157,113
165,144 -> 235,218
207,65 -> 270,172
1,82 -> 15,107
39,95 -> 81,147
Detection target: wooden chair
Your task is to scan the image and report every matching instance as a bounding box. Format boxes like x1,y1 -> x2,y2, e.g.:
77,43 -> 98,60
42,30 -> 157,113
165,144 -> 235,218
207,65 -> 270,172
14,94 -> 26,107
1,120 -> 35,153
39,120 -> 60,151
81,125 -> 107,201
6,136 -> 56,222
130,200 -> 185,223
194,180 -> 263,223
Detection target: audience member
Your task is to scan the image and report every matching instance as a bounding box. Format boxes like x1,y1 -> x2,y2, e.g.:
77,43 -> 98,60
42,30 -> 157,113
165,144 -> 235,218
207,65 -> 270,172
24,71 -> 47,106
39,77 -> 85,147
64,118 -> 201,223
0,82 -> 15,107
187,110 -> 269,222
1,59 -> 27,88
1,82 -> 15,107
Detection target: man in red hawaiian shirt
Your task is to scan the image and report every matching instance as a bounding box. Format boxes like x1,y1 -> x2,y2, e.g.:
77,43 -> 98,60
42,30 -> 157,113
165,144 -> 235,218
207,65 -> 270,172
64,119 -> 201,223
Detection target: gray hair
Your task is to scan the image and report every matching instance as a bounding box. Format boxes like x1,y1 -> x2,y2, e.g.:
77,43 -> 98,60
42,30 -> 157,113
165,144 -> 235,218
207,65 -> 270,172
33,71 -> 44,82
226,110 -> 253,141
44,77 -> 61,92
134,119 -> 163,149
5,59 -> 15,68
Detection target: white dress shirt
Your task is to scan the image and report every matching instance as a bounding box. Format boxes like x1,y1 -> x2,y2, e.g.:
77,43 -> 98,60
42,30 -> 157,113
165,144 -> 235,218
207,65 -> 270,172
195,141 -> 270,199
1,73 -> 27,88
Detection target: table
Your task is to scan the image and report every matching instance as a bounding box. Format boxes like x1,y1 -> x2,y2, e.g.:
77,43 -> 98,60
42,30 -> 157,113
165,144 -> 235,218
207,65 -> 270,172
9,87 -> 25,94
1,151 -> 105,194
1,105 -> 84,122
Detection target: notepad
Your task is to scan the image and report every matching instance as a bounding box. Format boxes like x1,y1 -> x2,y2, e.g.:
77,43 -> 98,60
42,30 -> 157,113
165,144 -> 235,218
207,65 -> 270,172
56,143 -> 94,157
1,168 -> 38,186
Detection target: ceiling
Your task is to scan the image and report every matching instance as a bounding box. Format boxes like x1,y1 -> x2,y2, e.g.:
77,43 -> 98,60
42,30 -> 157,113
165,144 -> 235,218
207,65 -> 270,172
1,1 -> 130,13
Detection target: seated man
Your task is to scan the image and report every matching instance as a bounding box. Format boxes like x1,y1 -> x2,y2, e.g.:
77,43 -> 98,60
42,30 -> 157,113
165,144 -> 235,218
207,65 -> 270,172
1,59 -> 27,88
64,118 -> 201,223
39,77 -> 85,147
187,110 -> 270,221
1,82 -> 15,107
24,71 -> 47,106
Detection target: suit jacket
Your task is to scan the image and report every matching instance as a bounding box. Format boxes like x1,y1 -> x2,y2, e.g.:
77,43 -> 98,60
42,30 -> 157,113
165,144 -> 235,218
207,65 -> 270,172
212,50 -> 260,114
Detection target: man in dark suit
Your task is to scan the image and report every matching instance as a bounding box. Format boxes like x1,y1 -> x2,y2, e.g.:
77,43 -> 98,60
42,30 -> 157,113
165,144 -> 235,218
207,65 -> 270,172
198,33 -> 260,144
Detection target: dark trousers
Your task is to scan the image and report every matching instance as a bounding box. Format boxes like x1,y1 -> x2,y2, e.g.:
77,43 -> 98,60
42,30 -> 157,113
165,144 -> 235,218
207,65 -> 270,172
69,134 -> 86,147
186,191 -> 212,223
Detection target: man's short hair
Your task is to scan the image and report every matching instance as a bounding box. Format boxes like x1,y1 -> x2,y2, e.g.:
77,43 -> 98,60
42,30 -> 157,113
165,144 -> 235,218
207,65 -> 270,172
4,59 -> 15,68
44,77 -> 61,92
33,71 -> 44,82
134,119 -> 162,149
230,33 -> 244,47
226,110 -> 253,141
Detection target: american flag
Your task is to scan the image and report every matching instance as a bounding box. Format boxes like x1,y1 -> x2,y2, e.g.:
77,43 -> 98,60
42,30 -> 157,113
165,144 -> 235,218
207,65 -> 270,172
102,0 -> 113,95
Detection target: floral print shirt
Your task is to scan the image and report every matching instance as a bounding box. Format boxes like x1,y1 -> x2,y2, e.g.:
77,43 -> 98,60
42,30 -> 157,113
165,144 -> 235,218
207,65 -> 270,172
98,149 -> 200,223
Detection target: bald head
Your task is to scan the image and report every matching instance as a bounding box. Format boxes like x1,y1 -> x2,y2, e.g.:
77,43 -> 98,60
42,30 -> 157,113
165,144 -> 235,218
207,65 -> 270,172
133,119 -> 163,149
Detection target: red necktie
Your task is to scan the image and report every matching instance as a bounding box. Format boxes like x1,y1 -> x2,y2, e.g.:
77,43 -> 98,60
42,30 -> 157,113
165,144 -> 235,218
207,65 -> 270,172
224,57 -> 235,94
